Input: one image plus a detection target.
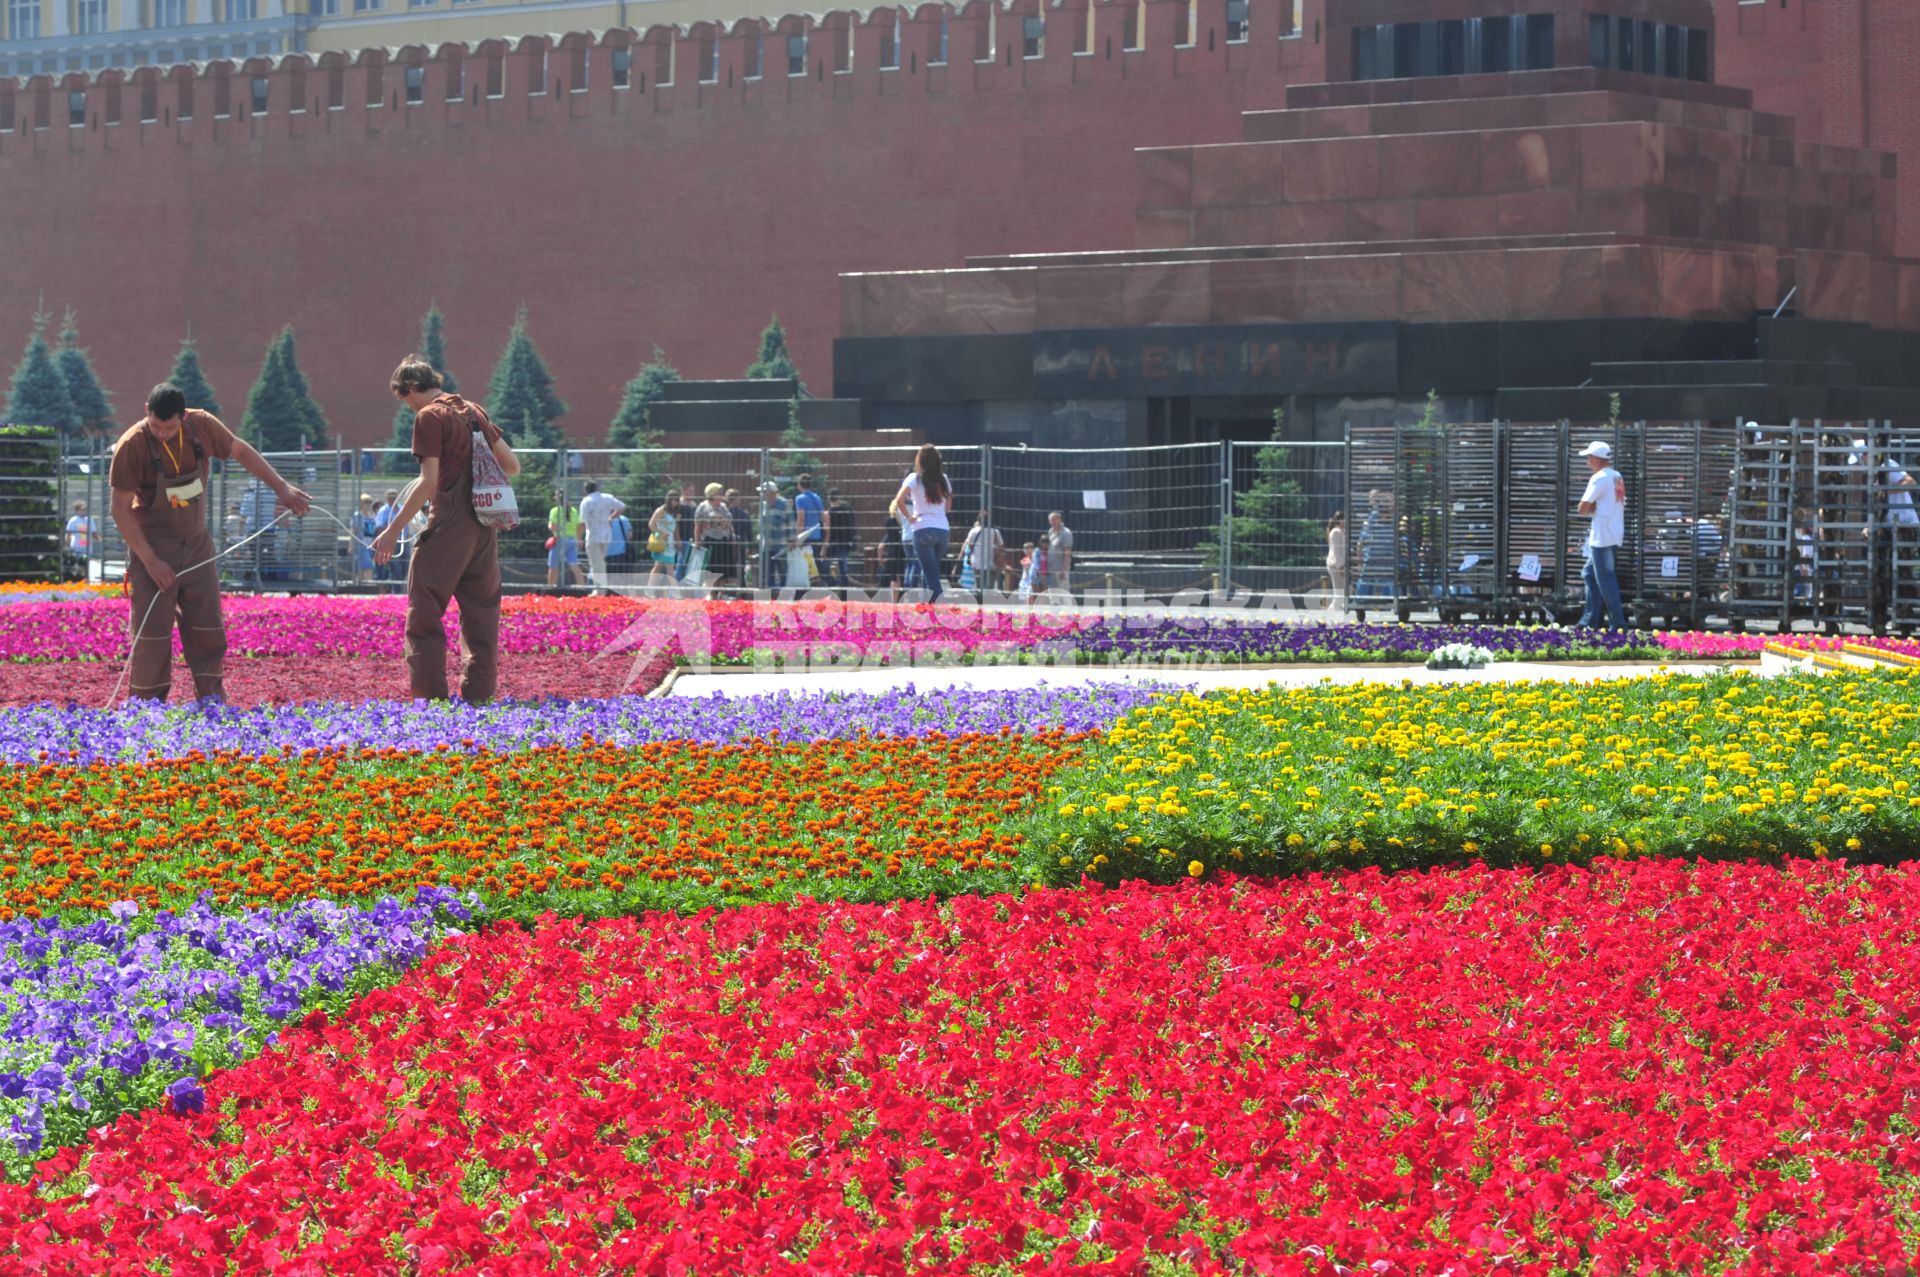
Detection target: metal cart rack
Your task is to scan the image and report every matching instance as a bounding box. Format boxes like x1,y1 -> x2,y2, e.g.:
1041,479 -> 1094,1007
1810,422 -> 1878,633
1634,421 -> 1733,630
1435,422 -> 1501,622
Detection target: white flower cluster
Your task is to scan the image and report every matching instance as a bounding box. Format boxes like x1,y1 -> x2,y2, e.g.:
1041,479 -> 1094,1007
1426,642 -> 1499,671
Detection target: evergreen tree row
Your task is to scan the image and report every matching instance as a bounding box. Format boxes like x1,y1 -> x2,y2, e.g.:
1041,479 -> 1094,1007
4,309 -> 807,457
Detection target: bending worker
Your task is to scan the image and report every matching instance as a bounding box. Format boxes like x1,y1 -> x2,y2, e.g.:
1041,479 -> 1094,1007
373,354 -> 521,702
108,382 -> 313,702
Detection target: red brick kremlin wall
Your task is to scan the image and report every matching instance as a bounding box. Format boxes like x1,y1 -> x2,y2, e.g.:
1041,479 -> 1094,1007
0,0 -> 1908,445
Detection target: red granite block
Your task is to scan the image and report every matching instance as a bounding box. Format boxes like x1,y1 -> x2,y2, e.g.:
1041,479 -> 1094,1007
1296,253 -> 1401,321
1401,249 -> 1510,322
1414,195 -> 1500,239
1376,130 -> 1482,200
1280,140 -> 1344,203
1269,201 -> 1354,245
1340,138 -> 1383,200
1190,143 -> 1280,208
1579,121 -> 1662,191
1479,129 -> 1579,194
1496,189 -> 1579,236
1209,255 -> 1305,324
939,268 -> 1039,334
1136,146 -> 1194,212
1575,188 -> 1650,236
1600,243 -> 1659,315
1344,198 -> 1419,242
1797,250 -> 1871,323
1507,246 -> 1604,319
1191,204 -> 1275,247
1117,261 -> 1215,327
1135,210 -> 1196,250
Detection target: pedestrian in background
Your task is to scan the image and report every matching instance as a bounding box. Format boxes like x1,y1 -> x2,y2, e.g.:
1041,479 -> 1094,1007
1324,511 -> 1347,611
894,443 -> 953,603
546,489 -> 586,589
1045,511 -> 1074,597
578,480 -> 627,594
826,488 -> 855,588
1576,440 -> 1628,630
647,486 -> 682,596
65,500 -> 95,558
961,509 -> 1002,593
353,494 -> 379,584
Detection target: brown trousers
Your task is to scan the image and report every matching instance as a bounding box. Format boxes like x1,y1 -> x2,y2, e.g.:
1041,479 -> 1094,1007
127,532 -> 226,701
405,512 -> 501,703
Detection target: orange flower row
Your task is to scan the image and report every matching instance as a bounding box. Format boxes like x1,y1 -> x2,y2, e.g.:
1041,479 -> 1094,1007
0,734 -> 1085,919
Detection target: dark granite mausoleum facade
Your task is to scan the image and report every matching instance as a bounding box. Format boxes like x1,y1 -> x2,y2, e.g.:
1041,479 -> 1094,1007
833,0 -> 1920,450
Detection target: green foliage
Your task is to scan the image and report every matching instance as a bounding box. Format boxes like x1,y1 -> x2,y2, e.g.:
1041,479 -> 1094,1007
385,305 -> 459,470
166,335 -> 221,420
54,310 -> 114,435
5,312 -> 78,436
1608,392 -> 1624,429
240,327 -> 329,453
744,314 -> 804,392
1415,388 -> 1441,430
771,400 -> 829,491
608,347 -> 679,503
1201,408 -> 1319,572
484,305 -> 567,452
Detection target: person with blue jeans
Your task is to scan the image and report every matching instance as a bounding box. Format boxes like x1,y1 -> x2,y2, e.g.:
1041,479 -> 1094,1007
792,472 -> 830,585
892,443 -> 953,603
1577,439 -> 1628,630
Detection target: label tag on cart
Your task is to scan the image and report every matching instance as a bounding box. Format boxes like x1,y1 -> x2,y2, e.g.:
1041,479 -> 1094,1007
1661,556 -> 1680,578
1518,554 -> 1542,582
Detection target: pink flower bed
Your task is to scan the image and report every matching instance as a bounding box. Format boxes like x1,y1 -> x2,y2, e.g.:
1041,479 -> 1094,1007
1655,631 -> 1920,661
0,596 -> 1078,663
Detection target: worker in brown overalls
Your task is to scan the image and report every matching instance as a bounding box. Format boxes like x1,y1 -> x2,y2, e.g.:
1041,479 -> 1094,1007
373,355 -> 521,702
109,382 -> 313,702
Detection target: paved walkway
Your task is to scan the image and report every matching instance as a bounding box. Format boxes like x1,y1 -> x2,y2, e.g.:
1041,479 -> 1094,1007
667,659 -> 1745,699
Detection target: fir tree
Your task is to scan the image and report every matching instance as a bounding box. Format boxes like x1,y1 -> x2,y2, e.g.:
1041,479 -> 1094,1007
609,346 -> 679,503
385,304 -> 459,466
484,306 -> 567,451
1203,409 -> 1322,572
774,399 -> 829,490
277,327 -> 330,448
55,310 -> 114,435
167,335 -> 221,419
5,312 -> 78,436
745,315 -> 804,393
241,328 -> 329,453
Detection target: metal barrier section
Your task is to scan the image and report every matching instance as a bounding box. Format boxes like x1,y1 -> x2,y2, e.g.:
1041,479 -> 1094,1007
38,424 -> 1920,630
1223,438 -> 1347,602
1502,421 -> 1576,622
1438,423 -> 1499,620
987,443 -> 1223,596
1727,422 -> 1799,629
1636,421 -> 1733,630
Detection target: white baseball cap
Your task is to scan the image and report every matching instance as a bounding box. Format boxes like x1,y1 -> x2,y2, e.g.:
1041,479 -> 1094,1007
1578,441 -> 1613,459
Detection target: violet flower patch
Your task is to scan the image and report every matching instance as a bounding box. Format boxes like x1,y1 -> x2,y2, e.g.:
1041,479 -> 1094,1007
0,888 -> 473,1178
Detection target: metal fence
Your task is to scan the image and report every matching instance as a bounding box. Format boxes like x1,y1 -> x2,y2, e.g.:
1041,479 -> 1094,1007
41,425 -> 1920,630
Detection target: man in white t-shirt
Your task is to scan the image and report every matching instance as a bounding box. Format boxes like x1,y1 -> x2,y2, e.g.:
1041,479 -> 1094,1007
64,500 -> 96,558
577,481 -> 627,595
1576,440 -> 1628,630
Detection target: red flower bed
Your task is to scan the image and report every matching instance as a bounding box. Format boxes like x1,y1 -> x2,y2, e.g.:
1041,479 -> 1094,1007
6,861 -> 1918,1274
0,648 -> 671,708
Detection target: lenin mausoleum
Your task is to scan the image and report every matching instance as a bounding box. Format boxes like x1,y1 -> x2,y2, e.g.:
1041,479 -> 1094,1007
0,0 -> 1914,449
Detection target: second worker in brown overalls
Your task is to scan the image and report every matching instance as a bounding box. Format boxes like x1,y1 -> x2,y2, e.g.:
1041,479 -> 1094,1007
373,355 -> 522,702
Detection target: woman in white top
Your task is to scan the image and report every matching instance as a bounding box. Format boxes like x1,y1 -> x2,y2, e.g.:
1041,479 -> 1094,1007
892,443 -> 953,603
1324,511 -> 1348,611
